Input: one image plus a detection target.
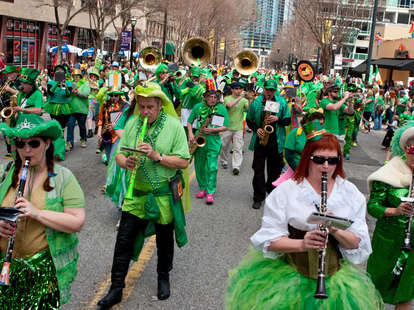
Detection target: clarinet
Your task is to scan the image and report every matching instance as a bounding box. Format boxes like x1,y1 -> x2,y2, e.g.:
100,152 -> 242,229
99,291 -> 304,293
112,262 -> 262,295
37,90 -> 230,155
314,171 -> 329,299
0,157 -> 30,286
401,173 -> 414,252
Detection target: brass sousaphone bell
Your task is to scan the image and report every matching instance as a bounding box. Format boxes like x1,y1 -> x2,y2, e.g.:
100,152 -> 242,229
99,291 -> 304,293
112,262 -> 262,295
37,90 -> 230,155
138,47 -> 162,71
182,37 -> 212,67
234,50 -> 259,76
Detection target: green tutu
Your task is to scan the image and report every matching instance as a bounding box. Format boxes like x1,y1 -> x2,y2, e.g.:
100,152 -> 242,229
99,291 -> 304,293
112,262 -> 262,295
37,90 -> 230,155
44,102 -> 72,116
225,247 -> 384,310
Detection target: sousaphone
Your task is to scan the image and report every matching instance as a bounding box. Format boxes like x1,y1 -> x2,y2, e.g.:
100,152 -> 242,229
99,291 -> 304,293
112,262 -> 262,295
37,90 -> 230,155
182,37 -> 212,67
234,50 -> 259,76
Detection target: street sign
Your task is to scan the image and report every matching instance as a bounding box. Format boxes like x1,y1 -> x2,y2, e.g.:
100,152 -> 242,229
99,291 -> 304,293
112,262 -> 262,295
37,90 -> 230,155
120,30 -> 131,51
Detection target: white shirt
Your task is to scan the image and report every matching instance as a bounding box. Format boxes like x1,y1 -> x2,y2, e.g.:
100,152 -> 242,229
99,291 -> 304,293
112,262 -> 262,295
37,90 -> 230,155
251,177 -> 372,264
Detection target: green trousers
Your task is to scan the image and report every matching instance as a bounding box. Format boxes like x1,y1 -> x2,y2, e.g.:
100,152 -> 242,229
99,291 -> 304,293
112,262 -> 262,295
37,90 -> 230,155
343,115 -> 355,157
194,147 -> 219,194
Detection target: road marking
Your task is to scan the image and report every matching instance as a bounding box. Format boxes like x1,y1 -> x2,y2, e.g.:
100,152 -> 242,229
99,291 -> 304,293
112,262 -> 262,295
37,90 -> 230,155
84,166 -> 195,309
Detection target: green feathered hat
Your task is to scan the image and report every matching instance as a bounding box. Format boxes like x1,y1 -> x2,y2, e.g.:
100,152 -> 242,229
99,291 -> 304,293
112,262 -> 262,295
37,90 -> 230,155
392,121 -> 414,156
4,65 -> 19,74
0,114 -> 62,141
303,120 -> 326,141
134,82 -> 177,119
19,68 -> 40,86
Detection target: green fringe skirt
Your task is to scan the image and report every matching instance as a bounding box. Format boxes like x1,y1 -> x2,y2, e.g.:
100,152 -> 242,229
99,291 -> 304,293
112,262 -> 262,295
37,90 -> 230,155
225,247 -> 384,310
0,250 -> 60,309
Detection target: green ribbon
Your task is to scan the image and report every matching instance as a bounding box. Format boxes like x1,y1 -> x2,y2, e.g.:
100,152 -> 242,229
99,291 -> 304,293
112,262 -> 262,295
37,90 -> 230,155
199,103 -> 220,125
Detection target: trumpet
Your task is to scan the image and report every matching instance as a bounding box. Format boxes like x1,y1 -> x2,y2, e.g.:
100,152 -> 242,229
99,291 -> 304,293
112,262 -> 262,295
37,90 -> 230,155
259,112 -> 274,146
125,117 -> 149,199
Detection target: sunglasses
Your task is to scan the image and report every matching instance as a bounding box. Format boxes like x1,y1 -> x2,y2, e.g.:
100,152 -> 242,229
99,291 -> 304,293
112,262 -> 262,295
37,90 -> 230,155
310,155 -> 340,165
15,139 -> 41,149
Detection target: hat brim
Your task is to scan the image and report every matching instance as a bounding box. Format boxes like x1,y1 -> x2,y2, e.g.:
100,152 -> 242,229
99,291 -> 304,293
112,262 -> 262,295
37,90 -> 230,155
264,86 -> 277,90
107,90 -> 124,95
400,126 -> 414,150
18,78 -> 35,85
0,119 -> 62,141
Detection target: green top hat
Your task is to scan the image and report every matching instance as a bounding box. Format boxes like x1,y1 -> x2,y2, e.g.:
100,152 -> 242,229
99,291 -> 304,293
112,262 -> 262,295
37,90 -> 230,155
302,120 -> 326,141
0,114 -> 62,141
19,68 -> 40,86
264,79 -> 278,90
4,65 -> 19,74
107,85 -> 124,95
88,67 -> 100,78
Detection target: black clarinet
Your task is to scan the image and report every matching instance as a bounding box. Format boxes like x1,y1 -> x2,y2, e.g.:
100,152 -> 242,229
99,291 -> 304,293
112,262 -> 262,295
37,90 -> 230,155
0,157 -> 30,286
314,171 -> 328,299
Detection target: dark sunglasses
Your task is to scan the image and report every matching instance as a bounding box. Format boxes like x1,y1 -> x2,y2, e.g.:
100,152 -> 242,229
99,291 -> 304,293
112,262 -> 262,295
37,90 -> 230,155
310,155 -> 340,165
15,140 -> 41,149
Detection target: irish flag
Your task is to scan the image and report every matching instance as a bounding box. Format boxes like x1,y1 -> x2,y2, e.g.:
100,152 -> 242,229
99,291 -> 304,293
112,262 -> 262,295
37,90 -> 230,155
409,21 -> 414,38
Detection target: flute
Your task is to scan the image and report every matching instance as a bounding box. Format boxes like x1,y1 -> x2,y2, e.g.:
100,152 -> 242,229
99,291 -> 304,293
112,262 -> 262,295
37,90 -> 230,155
0,157 -> 30,286
125,117 -> 148,199
314,171 -> 328,299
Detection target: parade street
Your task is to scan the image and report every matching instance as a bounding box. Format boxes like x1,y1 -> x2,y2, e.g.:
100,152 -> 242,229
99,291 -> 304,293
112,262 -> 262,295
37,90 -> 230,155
0,126 -> 385,310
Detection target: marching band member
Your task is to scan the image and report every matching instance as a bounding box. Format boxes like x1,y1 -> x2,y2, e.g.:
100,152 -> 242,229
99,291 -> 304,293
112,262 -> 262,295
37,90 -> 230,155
187,90 -> 229,204
225,130 -> 383,310
66,69 -> 90,150
98,83 -> 190,308
246,80 -> 291,210
219,82 -> 250,175
367,121 -> 414,309
0,114 -> 85,309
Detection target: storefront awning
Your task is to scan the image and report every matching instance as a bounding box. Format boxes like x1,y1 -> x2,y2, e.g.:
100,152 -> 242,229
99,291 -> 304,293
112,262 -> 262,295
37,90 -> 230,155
352,58 -> 414,73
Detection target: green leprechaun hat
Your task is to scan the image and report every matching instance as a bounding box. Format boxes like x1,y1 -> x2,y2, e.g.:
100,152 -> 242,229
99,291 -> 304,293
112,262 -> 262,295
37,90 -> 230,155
3,65 -> 20,74
0,114 -> 62,141
303,120 -> 326,141
19,68 -> 40,86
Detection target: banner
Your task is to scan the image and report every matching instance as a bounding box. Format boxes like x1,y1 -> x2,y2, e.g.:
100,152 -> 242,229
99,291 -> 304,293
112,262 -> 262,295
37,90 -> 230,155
120,30 -> 131,51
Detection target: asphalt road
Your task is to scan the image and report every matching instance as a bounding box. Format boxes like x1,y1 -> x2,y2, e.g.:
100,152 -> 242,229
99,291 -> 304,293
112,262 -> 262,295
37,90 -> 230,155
0,127 -> 395,310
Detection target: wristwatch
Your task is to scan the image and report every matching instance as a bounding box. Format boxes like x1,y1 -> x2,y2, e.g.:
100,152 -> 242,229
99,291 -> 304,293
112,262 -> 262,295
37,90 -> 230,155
156,153 -> 163,163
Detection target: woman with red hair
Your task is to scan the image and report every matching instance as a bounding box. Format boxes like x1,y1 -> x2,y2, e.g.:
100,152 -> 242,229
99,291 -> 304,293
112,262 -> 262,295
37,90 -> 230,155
225,124 -> 383,310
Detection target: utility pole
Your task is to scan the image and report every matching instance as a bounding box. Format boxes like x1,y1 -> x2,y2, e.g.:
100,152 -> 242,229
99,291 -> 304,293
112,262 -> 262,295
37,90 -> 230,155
365,0 -> 379,85
161,8 -> 168,59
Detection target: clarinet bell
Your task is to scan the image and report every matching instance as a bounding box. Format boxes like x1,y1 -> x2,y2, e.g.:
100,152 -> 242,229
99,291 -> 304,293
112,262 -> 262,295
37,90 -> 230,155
314,277 -> 328,299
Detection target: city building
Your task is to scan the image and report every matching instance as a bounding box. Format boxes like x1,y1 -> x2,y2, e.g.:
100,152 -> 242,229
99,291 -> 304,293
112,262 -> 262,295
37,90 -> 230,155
242,0 -> 288,67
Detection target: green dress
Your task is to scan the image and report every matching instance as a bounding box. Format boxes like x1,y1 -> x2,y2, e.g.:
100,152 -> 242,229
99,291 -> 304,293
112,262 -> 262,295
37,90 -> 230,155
367,156 -> 414,304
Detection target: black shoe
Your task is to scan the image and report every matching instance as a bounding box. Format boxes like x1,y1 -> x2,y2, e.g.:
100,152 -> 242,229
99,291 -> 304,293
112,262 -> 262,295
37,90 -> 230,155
157,272 -> 170,300
252,201 -> 262,209
232,168 -> 239,175
87,129 -> 93,138
97,287 -> 123,309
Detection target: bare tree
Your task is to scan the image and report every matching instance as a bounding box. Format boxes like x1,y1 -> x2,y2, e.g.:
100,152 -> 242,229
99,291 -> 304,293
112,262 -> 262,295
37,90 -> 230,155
293,0 -> 371,74
36,0 -> 88,63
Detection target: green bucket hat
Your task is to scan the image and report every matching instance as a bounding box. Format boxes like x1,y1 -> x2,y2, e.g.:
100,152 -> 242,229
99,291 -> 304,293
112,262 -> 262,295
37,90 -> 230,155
264,79 -> 278,90
303,120 -> 326,142
19,68 -> 40,86
4,65 -> 20,74
134,82 -> 177,119
0,114 -> 62,141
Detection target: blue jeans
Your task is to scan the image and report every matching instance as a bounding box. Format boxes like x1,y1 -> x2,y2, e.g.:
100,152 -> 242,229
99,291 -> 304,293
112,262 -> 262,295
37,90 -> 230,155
66,113 -> 87,145
373,112 -> 382,130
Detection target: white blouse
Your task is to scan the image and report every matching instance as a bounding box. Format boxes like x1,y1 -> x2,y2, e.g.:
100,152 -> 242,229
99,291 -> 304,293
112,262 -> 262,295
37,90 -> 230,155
251,177 -> 372,264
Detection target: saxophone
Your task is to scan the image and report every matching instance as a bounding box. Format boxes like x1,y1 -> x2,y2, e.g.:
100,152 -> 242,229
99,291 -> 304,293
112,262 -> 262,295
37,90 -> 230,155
259,111 -> 275,146
314,171 -> 329,299
189,115 -> 212,155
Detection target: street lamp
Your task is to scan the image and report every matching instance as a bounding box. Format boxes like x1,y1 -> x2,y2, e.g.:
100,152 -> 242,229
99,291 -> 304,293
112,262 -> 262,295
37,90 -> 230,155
130,17 -> 137,70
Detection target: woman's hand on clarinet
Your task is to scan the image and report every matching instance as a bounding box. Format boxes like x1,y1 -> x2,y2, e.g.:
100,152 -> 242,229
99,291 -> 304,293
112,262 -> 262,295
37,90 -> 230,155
394,202 -> 414,216
0,220 -> 15,238
15,197 -> 40,219
302,230 -> 327,250
125,155 -> 138,171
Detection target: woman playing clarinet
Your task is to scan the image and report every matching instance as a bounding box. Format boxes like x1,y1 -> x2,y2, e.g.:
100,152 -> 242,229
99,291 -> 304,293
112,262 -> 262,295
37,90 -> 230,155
0,114 -> 85,309
367,121 -> 414,310
225,121 -> 383,310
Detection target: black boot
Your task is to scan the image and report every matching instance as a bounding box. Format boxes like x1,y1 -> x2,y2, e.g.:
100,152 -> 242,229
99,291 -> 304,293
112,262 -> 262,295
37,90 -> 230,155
97,286 -> 123,309
94,126 -> 98,135
87,129 -> 93,138
157,272 -> 170,300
